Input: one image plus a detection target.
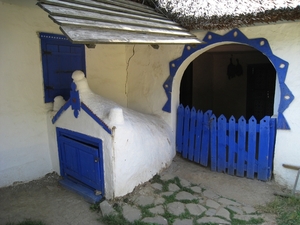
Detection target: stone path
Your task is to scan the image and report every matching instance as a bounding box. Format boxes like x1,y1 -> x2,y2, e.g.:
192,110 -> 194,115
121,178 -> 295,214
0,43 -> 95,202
100,173 -> 277,225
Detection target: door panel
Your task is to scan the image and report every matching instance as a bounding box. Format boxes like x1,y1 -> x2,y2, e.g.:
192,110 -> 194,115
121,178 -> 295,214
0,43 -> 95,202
60,136 -> 102,191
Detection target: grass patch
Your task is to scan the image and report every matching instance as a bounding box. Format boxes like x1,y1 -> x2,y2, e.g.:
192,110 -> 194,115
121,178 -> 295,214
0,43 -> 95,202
6,219 -> 46,225
257,195 -> 300,225
138,204 -> 155,218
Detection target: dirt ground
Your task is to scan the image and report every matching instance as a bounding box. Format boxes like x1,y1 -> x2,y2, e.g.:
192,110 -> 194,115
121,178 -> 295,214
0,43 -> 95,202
0,155 -> 286,225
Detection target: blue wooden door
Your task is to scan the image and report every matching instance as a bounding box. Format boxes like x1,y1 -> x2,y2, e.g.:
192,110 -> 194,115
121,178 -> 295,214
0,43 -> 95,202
58,135 -> 104,192
40,33 -> 86,102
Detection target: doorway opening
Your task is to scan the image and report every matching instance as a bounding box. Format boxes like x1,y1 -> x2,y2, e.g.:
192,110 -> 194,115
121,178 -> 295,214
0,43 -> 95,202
180,44 -> 276,121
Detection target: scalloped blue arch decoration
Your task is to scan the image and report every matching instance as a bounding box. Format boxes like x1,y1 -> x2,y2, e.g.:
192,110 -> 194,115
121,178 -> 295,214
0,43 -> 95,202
162,28 -> 294,129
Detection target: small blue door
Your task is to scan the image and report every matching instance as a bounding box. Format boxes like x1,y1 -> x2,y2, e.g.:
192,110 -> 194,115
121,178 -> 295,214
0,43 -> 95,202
57,129 -> 104,193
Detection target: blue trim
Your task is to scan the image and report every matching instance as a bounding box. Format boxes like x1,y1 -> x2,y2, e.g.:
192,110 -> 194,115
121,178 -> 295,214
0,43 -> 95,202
52,89 -> 112,134
59,179 -> 103,204
162,28 -> 294,129
52,100 -> 71,124
81,103 -> 112,135
70,82 -> 81,118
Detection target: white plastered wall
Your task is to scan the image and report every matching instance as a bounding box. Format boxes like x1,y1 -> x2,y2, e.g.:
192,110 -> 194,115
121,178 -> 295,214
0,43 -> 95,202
0,0 -> 129,187
0,0 -> 58,187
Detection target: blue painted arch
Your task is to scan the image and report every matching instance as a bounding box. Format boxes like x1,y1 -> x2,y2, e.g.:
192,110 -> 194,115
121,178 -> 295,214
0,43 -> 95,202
162,28 -> 294,129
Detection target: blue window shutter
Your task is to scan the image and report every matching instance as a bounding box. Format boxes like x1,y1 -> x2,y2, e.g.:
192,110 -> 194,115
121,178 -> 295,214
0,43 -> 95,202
40,33 -> 86,103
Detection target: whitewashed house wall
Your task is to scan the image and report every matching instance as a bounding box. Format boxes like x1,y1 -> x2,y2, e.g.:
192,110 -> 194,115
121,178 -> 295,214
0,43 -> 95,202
1,0 -> 299,193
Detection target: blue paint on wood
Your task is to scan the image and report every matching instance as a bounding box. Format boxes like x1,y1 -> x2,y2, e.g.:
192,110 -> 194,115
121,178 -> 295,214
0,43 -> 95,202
247,116 -> 257,179
188,107 -> 197,161
182,106 -> 191,159
57,128 -> 105,197
59,179 -> 103,204
176,105 -> 275,181
258,117 -> 270,180
81,103 -> 112,135
228,116 -> 236,175
217,115 -> 227,173
194,110 -> 203,163
268,118 -> 277,179
40,32 -> 86,103
200,110 -> 212,166
176,104 -> 185,153
52,100 -> 71,124
210,115 -> 217,171
163,29 -> 293,129
70,82 -> 81,118
237,117 -> 246,177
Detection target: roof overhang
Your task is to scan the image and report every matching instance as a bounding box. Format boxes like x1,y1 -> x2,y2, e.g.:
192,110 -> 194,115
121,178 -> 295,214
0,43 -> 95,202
37,0 -> 202,46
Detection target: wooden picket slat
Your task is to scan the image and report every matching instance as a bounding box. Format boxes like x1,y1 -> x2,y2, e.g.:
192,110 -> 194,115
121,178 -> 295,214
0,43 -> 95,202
247,116 -> 257,179
228,116 -> 236,175
188,107 -> 197,161
217,115 -> 227,173
200,110 -> 212,166
182,106 -> 191,158
210,115 -> 217,171
268,118 -> 276,178
194,110 -> 203,163
176,105 -> 276,181
237,117 -> 246,177
258,116 -> 270,180
176,104 -> 184,153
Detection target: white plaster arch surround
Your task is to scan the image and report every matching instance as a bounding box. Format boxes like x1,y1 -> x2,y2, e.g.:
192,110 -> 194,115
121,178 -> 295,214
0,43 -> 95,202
163,29 -> 294,131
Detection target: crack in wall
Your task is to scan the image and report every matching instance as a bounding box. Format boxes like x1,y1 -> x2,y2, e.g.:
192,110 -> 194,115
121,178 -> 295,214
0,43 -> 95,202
125,45 -> 136,107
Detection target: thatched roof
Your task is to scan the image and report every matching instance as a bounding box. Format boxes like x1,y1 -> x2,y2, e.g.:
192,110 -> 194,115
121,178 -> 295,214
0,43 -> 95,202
133,0 -> 300,30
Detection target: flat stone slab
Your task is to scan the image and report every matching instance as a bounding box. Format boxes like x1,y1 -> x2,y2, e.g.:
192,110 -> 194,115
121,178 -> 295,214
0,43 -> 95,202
176,191 -> 197,201
218,197 -> 241,206
154,197 -> 165,205
142,216 -> 168,225
179,178 -> 191,187
227,205 -> 244,215
234,214 -> 262,221
186,203 -> 206,215
190,186 -> 202,194
216,207 -> 231,221
173,218 -> 193,225
197,216 -> 230,224
242,205 -> 256,214
202,189 -> 219,199
122,205 -> 141,222
149,205 -> 165,215
134,195 -> 155,206
151,183 -> 163,191
99,200 -> 117,216
168,183 -> 180,192
206,199 -> 220,209
167,202 -> 185,216
205,208 -> 216,216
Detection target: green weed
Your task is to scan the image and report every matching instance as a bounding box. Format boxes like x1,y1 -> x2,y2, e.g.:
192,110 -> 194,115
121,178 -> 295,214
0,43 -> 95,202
257,195 -> 300,225
6,219 -> 46,225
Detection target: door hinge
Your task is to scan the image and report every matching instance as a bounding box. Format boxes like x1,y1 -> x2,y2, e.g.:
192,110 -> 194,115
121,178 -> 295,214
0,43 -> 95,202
94,157 -> 99,163
43,50 -> 52,55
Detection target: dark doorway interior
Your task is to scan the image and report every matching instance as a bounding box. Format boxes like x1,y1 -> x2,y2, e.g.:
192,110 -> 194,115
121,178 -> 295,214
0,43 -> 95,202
246,64 -> 276,120
180,62 -> 193,108
179,44 -> 276,120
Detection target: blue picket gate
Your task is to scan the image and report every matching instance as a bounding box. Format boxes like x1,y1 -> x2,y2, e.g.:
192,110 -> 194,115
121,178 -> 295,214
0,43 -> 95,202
176,104 -> 277,181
